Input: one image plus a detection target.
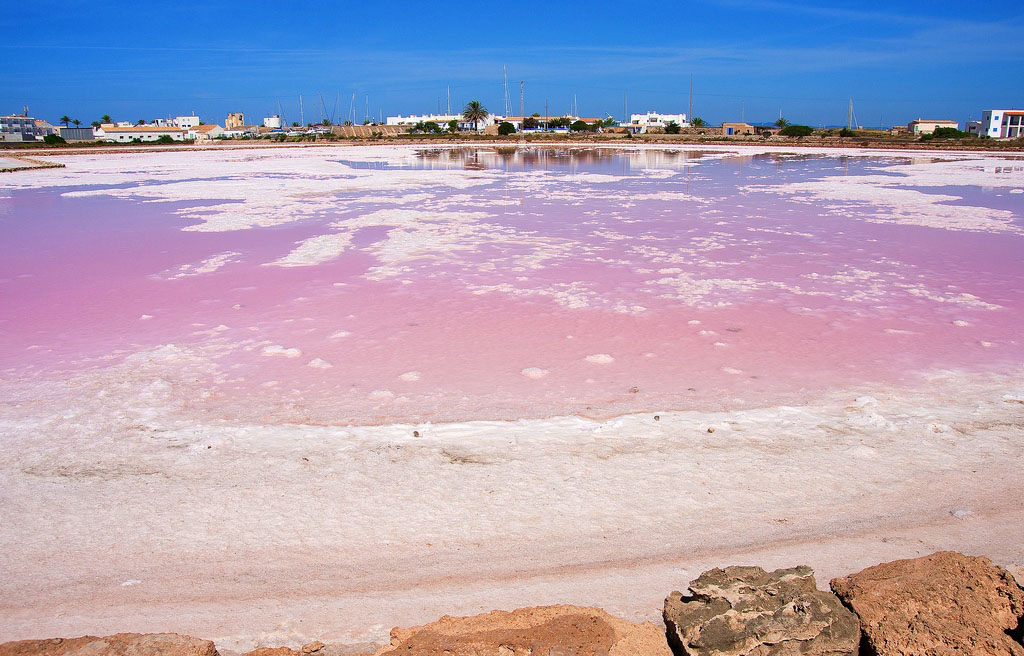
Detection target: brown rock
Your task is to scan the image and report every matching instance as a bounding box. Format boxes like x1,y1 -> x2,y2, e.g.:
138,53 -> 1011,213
0,633 -> 218,656
240,649 -> 302,656
372,604 -> 671,656
301,643 -> 324,654
663,565 -> 859,656
830,551 -> 1024,656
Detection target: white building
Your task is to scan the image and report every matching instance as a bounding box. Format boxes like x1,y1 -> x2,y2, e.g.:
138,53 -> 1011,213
173,115 -> 200,129
628,111 -> 689,133
975,109 -> 1024,139
385,112 -> 497,131
263,115 -> 282,129
94,125 -> 188,142
189,124 -> 224,141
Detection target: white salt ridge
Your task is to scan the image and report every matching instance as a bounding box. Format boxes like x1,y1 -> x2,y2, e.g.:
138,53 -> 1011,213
261,345 -> 302,358
584,354 -> 615,364
306,358 -> 333,369
520,367 -> 549,379
156,250 -> 241,279
399,371 -> 422,382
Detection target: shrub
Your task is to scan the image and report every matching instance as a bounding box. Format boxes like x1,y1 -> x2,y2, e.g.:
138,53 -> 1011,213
780,125 -> 814,137
570,120 -> 588,132
497,121 -> 516,136
664,121 -> 681,134
839,128 -> 855,137
155,135 -> 176,144
43,134 -> 66,145
523,117 -> 539,129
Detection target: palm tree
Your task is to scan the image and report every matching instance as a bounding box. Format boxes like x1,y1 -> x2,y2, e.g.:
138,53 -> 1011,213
774,117 -> 790,128
691,117 -> 707,127
60,115 -> 70,127
72,119 -> 81,128
462,101 -> 489,132
91,121 -> 101,128
136,119 -> 145,126
101,114 -> 111,124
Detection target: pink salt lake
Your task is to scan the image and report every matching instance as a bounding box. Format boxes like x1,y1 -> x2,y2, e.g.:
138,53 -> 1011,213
1,146 -> 1022,426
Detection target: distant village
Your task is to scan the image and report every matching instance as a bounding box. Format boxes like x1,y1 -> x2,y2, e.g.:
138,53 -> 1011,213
2,105 -> 1023,144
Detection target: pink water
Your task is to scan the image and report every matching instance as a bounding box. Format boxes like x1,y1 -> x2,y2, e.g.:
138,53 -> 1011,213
2,147 -> 1022,425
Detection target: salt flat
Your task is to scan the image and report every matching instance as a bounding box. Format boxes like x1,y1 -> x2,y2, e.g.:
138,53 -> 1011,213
0,144 -> 1021,651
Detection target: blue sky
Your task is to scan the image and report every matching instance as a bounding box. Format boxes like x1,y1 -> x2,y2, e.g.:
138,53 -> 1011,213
2,0 -> 1022,128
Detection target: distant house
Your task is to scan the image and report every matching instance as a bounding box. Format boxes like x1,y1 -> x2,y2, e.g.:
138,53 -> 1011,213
94,125 -> 188,142
975,110 -> 1024,139
907,119 -> 959,135
722,122 -> 754,136
225,113 -> 246,130
1,114 -> 49,141
627,111 -> 689,134
189,124 -> 224,141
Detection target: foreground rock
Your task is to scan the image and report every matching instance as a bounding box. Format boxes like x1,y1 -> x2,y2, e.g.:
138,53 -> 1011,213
664,565 -> 859,656
831,551 -> 1024,656
372,604 -> 671,655
0,633 -> 218,656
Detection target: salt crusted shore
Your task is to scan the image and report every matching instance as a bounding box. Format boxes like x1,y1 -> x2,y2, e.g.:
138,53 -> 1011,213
2,551 -> 1022,655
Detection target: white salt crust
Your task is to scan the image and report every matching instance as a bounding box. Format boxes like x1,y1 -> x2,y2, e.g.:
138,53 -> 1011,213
0,345 -> 1022,648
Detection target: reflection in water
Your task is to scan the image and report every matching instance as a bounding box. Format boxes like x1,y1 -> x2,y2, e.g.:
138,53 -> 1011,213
414,146 -> 712,174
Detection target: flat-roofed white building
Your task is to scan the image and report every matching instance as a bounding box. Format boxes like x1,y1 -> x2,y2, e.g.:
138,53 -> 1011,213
907,119 -> 959,134
173,115 -> 200,129
628,111 -> 689,133
94,125 -> 188,142
385,113 -> 497,131
976,109 -> 1024,139
263,115 -> 282,129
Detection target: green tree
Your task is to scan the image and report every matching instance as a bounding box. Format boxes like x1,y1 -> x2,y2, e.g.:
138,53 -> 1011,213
462,101 -> 489,131
498,121 -> 516,135
570,120 -> 588,132
523,117 -> 539,129
448,119 -> 459,133
423,121 -> 441,134
691,117 -> 707,127
780,125 -> 814,137
91,121 -> 101,128
156,135 -> 175,144
101,114 -> 112,124
664,120 -> 682,134
43,134 -> 66,145
136,119 -> 145,126
292,122 -> 300,127
839,128 -> 856,137
72,119 -> 81,128
321,119 -> 331,126
774,117 -> 790,128
60,115 -> 70,127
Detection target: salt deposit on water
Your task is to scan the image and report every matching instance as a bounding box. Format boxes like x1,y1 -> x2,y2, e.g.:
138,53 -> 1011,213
0,144 -> 1022,649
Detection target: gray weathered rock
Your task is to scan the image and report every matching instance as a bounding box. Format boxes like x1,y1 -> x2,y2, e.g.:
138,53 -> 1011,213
664,565 -> 859,656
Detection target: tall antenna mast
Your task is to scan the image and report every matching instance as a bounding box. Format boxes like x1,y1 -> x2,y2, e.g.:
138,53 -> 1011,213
299,94 -> 304,126
689,73 -> 693,123
365,96 -> 369,123
520,80 -> 525,142
624,91 -> 628,124
447,86 -> 451,114
503,66 -> 512,116
349,93 -> 356,124
573,93 -> 577,117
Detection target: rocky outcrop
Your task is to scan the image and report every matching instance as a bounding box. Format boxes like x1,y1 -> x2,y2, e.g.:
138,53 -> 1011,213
372,604 -> 671,655
0,633 -> 219,656
831,551 -> 1024,656
663,565 -> 859,656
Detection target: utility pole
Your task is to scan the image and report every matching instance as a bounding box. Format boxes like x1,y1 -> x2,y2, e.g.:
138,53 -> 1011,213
689,74 -> 693,123
847,98 -> 853,130
545,98 -> 549,131
519,80 -> 525,142
447,86 -> 451,114
299,94 -> 304,126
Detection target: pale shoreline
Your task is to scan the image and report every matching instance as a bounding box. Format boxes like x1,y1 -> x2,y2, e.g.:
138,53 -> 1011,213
2,366 -> 1022,652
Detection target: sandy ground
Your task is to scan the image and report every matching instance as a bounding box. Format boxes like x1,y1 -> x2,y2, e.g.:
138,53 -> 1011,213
1,363 -> 1022,652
